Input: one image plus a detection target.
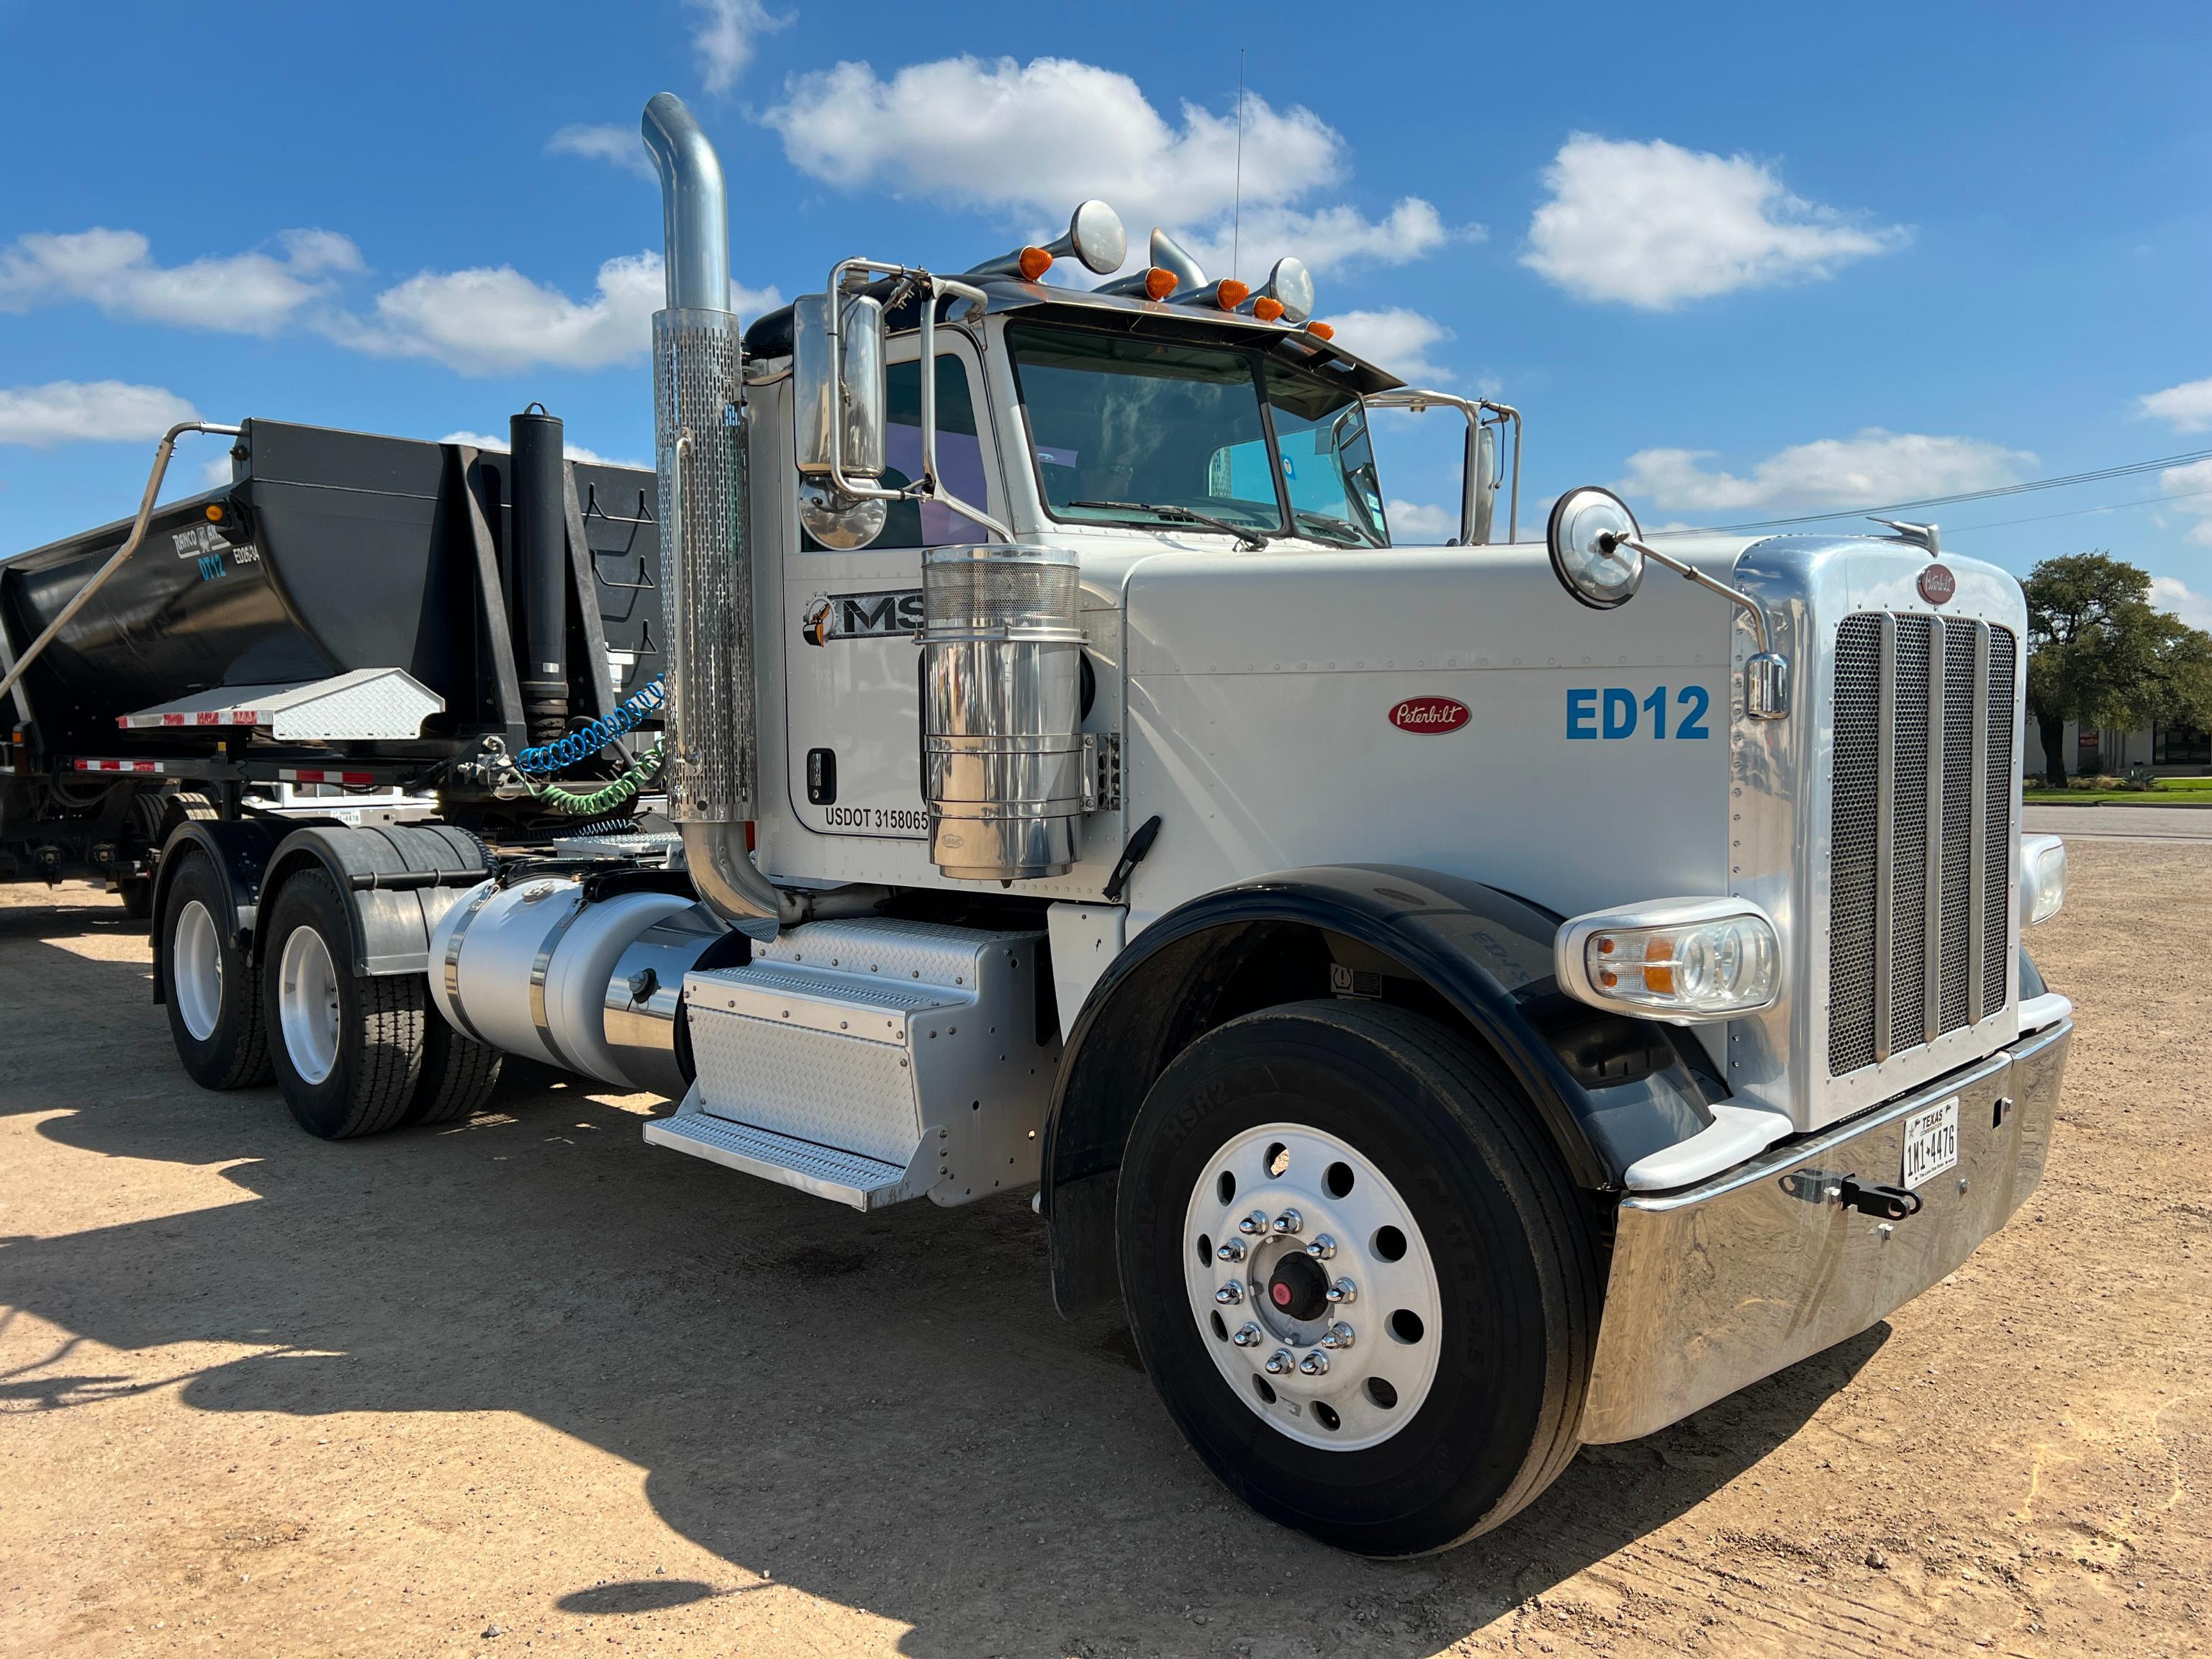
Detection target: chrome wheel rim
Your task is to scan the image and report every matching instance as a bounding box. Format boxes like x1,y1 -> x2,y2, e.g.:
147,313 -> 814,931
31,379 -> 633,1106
277,925 -> 341,1087
1182,1122 -> 1443,1451
173,899 -> 223,1042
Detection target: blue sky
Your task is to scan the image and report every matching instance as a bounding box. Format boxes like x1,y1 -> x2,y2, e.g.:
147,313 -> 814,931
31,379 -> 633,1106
4,1 -> 2210,622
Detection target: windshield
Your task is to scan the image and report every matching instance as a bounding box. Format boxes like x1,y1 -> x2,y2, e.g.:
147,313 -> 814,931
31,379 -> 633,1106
1008,321 -> 1389,548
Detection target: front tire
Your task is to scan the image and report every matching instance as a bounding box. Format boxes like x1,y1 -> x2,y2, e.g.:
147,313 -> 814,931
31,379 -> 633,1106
1116,1000 -> 1598,1556
160,851 -> 273,1090
263,870 -> 425,1139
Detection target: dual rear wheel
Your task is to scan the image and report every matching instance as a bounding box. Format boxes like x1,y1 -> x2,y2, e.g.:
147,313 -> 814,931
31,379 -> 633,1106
158,854 -> 502,1136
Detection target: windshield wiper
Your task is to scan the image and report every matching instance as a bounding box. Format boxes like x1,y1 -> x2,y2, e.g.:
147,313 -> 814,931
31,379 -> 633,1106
1066,499 -> 1270,551
1291,511 -> 1368,548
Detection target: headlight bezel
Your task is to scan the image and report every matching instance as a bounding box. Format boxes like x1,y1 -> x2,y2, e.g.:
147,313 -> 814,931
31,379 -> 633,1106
1555,896 -> 1782,1025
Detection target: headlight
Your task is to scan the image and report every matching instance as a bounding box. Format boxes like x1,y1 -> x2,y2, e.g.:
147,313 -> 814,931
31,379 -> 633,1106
2021,835 -> 2066,926
1556,898 -> 1781,1023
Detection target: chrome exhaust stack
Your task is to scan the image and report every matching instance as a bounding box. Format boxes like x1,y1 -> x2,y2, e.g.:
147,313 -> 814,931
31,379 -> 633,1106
642,91 -> 779,931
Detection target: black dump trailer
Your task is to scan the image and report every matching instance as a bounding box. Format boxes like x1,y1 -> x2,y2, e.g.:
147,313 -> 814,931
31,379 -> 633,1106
0,415 -> 666,910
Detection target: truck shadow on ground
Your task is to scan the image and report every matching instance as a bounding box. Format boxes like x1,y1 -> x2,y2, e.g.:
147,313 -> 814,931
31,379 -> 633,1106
1,905 -> 1885,1656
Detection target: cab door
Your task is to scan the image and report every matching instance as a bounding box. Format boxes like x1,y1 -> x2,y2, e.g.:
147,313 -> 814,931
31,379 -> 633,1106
782,338 -> 1002,841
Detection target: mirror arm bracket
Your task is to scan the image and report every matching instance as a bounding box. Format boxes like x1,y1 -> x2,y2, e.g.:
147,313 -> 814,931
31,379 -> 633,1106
823,256 -> 1010,541
1608,534 -> 1790,720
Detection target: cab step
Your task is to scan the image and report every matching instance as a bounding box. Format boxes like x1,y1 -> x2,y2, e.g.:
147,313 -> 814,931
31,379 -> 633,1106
649,917 -> 1061,1208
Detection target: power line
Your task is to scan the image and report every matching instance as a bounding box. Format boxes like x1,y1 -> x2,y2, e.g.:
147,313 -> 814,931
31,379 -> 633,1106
1939,483 -> 2212,538
1663,445 -> 2212,536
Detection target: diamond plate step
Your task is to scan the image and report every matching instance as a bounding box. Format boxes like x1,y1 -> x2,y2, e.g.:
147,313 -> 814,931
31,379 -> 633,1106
667,916 -> 1062,1208
644,1093 -> 915,1211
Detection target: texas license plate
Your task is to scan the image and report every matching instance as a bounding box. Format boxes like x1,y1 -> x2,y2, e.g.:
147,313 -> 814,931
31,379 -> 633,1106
1901,1096 -> 1960,1190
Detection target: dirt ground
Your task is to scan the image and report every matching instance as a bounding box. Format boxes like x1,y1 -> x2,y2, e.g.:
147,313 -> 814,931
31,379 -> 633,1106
1,841 -> 2206,1659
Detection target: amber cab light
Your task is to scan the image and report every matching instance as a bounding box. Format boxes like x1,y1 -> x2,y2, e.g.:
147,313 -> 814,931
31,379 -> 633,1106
1215,280 -> 1250,309
1144,267 -> 1178,300
1017,246 -> 1053,281
1252,297 -> 1285,322
1304,320 -> 1335,340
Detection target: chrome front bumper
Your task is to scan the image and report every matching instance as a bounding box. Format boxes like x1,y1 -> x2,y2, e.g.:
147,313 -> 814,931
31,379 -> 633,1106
1580,1016 -> 2070,1444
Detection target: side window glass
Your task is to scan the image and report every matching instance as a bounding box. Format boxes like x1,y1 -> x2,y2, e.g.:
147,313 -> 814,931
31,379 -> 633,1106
802,355 -> 990,551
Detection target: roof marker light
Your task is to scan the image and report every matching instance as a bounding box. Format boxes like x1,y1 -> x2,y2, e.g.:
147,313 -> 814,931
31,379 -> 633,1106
1304,320 -> 1335,340
1145,267 -> 1178,300
1016,246 -> 1053,281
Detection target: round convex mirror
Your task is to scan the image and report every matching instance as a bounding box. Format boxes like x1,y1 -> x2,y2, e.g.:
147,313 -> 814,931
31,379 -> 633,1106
800,482 -> 887,551
1067,200 -> 1128,275
1547,486 -> 1645,610
1265,256 -> 1315,324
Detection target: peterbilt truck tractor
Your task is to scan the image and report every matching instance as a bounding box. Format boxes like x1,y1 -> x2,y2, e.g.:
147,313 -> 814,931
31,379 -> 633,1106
0,94 -> 2074,1555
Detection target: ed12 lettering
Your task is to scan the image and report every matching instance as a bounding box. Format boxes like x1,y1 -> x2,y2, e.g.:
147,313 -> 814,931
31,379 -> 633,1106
1566,685 -> 1712,741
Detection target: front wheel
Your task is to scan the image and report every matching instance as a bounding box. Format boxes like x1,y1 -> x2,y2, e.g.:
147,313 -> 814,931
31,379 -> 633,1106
1116,1000 -> 1599,1556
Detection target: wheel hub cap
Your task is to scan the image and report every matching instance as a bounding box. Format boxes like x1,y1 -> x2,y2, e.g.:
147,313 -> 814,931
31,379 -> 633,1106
1181,1123 -> 1443,1451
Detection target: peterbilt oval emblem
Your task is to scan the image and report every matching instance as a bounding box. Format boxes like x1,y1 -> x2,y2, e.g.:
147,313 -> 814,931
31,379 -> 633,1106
1918,563 -> 1957,605
1388,696 -> 1471,733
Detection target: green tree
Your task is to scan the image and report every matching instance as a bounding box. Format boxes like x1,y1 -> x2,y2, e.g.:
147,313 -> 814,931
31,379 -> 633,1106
2023,552 -> 2212,785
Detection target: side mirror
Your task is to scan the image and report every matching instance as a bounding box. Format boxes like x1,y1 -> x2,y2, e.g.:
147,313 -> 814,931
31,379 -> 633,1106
1545,485 -> 1644,609
1465,424 -> 1497,547
793,289 -> 888,548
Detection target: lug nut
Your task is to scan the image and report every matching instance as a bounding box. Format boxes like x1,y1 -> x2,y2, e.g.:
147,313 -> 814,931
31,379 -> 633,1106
1304,1233 -> 1337,1260
1326,1278 -> 1357,1305
1263,1350 -> 1295,1376
1297,1351 -> 1330,1378
1216,1239 -> 1247,1263
1319,1321 -> 1356,1350
1231,1323 -> 1263,1348
1215,1282 -> 1244,1305
1271,1208 -> 1304,1236
1238,1210 -> 1270,1237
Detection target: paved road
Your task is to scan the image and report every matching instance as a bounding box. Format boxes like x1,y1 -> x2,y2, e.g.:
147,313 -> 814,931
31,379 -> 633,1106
2023,803 -> 2212,841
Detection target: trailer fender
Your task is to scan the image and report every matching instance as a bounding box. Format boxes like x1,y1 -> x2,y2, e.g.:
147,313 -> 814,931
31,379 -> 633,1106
1039,864 -> 1725,1315
258,823 -> 492,979
149,815 -> 286,1005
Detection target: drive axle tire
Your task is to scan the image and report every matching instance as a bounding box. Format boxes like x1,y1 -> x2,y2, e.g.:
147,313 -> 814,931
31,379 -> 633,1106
1116,999 -> 1599,1558
160,851 -> 272,1090
263,870 -> 425,1139
405,1011 -> 505,1126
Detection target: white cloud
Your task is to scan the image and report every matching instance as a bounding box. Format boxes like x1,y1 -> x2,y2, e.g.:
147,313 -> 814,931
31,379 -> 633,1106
2150,574 -> 2212,628
690,0 -> 790,94
1522,135 -> 1908,309
0,379 -> 199,447
1319,308 -> 1452,381
2159,456 -> 2212,547
2140,376 -> 2212,433
201,451 -> 237,487
1619,428 -> 2033,515
330,253 -> 779,376
441,430 -> 648,471
0,227 -> 361,335
548,123 -> 655,181
762,56 -> 1470,279
1386,499 -> 1455,541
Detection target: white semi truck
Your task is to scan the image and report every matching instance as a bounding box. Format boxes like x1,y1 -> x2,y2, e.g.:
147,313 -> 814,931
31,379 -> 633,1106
4,93 -> 2075,1555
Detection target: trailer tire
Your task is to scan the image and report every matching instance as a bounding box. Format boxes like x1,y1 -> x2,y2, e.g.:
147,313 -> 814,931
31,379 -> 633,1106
262,870 -> 425,1139
405,1011 -> 504,1126
1116,999 -> 1597,1558
159,851 -> 273,1090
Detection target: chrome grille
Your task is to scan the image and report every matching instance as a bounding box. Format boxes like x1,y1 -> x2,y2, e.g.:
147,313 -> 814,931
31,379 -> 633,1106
1826,612 -> 2018,1077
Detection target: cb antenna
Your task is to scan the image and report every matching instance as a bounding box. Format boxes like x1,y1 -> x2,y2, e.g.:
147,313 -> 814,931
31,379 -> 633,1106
1232,48 -> 1245,283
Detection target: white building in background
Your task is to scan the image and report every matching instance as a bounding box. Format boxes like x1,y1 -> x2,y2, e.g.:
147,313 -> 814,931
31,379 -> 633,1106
2023,718 -> 2210,779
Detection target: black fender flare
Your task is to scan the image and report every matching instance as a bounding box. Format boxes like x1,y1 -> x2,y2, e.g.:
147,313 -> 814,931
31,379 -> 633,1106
1039,864 -> 1723,1314
148,815 -> 286,1005
257,822 -> 493,979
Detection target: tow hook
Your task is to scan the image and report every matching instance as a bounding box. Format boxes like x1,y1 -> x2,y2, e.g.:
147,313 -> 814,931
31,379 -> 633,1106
1783,1169 -> 1925,1219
